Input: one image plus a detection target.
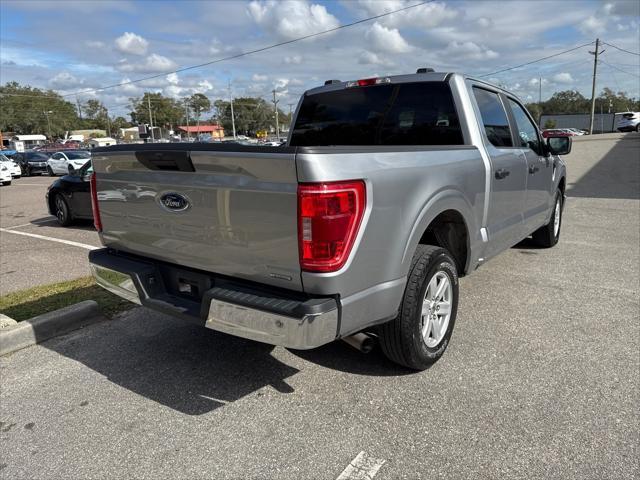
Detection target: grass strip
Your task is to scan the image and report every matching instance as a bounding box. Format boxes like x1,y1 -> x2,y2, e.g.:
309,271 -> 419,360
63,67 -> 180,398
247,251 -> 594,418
0,276 -> 132,321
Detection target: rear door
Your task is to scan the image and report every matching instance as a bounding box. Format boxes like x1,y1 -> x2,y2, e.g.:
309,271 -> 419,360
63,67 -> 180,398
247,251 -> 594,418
92,146 -> 303,291
471,86 -> 527,256
506,97 -> 553,231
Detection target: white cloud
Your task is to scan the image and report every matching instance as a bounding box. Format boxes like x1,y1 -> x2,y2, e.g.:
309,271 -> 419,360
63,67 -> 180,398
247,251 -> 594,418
284,55 -> 303,65
86,40 -> 106,49
115,32 -> 149,56
49,71 -> 84,89
579,15 -> 607,34
552,72 -> 574,84
443,41 -> 498,61
197,79 -> 213,91
252,73 -> 268,82
118,53 -> 176,73
248,0 -> 339,40
355,1 -> 457,28
529,77 -> 549,87
358,50 -> 394,67
364,22 -> 411,54
166,72 -> 179,85
477,17 -> 493,28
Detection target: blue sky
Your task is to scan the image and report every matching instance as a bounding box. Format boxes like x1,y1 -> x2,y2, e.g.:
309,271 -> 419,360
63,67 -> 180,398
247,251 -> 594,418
1,0 -> 638,117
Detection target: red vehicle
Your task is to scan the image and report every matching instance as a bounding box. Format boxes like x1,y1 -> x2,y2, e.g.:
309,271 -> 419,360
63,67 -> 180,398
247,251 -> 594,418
34,142 -> 79,153
542,128 -> 572,138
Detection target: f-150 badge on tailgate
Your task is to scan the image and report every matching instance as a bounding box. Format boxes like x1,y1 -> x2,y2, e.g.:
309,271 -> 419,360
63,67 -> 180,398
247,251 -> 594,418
158,192 -> 191,212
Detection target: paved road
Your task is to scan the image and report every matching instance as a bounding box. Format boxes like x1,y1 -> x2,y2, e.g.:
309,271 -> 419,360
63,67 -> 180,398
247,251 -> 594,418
0,175 -> 101,294
1,134 -> 638,479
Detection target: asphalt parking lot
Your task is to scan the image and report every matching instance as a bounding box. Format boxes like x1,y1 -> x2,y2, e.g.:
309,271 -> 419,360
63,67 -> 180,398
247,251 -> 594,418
0,175 -> 101,294
0,133 -> 638,479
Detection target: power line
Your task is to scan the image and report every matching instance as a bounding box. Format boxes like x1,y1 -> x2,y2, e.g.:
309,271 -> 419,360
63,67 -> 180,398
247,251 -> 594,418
599,60 -> 640,78
478,41 -> 595,77
57,0 -> 435,99
602,41 -> 640,57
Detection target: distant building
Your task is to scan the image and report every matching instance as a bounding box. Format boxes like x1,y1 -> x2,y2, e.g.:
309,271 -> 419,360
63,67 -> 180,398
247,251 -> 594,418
178,125 -> 224,139
71,129 -> 107,139
88,137 -> 117,148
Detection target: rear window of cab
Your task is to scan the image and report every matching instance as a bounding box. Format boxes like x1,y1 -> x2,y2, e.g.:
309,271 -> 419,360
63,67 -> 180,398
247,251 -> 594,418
290,82 -> 464,146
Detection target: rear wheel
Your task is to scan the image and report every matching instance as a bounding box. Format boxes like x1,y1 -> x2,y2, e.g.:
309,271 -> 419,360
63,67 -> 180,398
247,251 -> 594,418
47,166 -> 55,176
532,190 -> 562,247
54,194 -> 73,226
379,245 -> 459,370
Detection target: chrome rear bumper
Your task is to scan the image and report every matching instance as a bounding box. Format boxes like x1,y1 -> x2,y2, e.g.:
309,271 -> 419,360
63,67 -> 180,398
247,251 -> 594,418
89,249 -> 338,349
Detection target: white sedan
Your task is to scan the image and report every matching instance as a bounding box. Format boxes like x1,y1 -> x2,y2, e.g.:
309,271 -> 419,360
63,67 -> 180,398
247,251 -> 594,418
0,153 -> 22,178
0,164 -> 11,185
47,150 -> 91,176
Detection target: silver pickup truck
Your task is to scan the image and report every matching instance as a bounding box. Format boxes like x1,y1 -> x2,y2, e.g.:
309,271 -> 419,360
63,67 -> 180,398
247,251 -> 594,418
88,70 -> 570,370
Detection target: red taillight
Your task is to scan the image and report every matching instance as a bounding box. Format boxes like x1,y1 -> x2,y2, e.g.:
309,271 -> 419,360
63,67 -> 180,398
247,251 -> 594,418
298,180 -> 366,273
89,173 -> 102,232
357,78 -> 377,86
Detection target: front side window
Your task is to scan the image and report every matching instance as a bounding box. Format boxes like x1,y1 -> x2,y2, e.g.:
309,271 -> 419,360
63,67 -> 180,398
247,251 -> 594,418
290,82 -> 464,146
508,99 -> 541,154
472,87 -> 512,147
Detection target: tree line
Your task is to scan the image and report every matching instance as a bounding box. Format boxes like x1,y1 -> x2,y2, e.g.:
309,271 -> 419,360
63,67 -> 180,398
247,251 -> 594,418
0,81 -> 290,138
1,80 -> 637,138
525,87 -> 640,123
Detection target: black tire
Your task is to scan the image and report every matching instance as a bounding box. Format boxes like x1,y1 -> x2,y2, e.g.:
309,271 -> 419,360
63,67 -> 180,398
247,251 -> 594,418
47,166 -> 55,176
532,189 -> 563,247
379,245 -> 459,370
2,181 -> 11,186
54,194 -> 73,226
636,124 -> 639,133
23,167 -> 30,177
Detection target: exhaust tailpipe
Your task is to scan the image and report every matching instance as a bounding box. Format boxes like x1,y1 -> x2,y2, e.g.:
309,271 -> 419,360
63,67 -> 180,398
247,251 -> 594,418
342,332 -> 376,354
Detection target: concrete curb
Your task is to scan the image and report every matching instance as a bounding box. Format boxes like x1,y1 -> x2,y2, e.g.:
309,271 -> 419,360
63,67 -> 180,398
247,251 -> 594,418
0,300 -> 103,356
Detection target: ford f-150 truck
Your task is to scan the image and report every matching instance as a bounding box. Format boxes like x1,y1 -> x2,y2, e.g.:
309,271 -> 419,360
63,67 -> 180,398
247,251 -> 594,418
88,70 -> 570,370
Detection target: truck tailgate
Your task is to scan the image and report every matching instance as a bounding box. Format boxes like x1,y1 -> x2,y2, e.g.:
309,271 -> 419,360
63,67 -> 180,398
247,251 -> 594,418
91,146 -> 302,291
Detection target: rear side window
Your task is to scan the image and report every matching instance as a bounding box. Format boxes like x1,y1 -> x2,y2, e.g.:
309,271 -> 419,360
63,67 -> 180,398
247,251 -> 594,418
290,82 -> 464,146
473,87 -> 512,147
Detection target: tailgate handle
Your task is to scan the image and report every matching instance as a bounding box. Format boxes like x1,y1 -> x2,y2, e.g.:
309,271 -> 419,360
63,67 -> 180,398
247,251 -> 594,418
135,151 -> 195,172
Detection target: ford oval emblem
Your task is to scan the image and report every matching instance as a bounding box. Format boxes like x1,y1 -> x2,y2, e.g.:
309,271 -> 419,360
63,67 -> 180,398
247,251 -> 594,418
158,192 -> 190,212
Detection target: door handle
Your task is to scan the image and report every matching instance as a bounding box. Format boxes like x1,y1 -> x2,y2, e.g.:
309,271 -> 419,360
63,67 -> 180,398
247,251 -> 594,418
529,165 -> 540,174
495,168 -> 510,180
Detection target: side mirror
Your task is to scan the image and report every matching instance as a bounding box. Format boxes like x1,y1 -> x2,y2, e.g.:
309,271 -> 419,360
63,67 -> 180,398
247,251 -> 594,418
546,136 -> 572,156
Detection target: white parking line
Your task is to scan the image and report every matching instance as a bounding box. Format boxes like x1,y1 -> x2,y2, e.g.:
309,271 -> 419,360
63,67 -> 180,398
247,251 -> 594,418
336,452 -> 386,480
0,227 -> 98,250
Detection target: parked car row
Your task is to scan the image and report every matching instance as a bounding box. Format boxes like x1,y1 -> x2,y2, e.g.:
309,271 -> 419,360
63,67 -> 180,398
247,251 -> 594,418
541,128 -> 587,138
1,149 -> 92,176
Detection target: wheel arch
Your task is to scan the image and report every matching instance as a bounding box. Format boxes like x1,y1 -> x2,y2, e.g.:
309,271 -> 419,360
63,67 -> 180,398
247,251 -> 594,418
401,191 -> 477,277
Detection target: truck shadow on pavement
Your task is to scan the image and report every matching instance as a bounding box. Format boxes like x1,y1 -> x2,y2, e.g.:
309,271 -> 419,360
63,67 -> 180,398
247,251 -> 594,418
566,133 -> 639,200
43,309 -> 299,416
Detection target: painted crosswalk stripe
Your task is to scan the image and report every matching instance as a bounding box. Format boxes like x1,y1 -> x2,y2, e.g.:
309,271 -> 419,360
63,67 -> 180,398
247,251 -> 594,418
336,451 -> 386,480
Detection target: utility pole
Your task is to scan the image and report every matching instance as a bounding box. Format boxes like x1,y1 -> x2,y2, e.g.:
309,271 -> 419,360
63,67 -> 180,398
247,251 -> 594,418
43,111 -> 53,140
588,38 -> 601,135
76,96 -> 83,121
184,99 -> 190,141
147,95 -> 155,142
229,81 -> 236,139
272,89 -> 280,140
104,107 -> 111,138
